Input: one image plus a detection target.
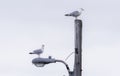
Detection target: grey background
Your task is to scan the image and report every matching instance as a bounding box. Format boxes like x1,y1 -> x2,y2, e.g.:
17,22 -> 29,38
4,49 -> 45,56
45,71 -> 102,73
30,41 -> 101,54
0,0 -> 120,76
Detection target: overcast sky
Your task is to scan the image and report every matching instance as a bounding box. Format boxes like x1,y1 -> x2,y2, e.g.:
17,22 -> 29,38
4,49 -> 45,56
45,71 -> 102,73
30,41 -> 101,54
0,0 -> 120,76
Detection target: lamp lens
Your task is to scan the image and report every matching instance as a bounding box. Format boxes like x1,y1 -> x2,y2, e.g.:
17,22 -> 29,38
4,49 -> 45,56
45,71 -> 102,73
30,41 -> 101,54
34,63 -> 45,67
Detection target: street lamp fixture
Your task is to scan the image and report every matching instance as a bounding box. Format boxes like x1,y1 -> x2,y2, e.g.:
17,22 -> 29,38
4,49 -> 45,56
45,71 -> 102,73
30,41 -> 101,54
30,53 -> 72,76
32,57 -> 56,67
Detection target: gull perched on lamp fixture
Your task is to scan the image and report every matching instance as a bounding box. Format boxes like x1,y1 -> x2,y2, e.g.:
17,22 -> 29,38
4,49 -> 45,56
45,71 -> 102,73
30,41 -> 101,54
29,44 -> 44,57
65,8 -> 84,19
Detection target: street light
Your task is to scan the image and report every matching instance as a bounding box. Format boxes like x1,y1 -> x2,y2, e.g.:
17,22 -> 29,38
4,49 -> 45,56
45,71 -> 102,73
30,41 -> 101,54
32,57 -> 56,67
30,52 -> 73,76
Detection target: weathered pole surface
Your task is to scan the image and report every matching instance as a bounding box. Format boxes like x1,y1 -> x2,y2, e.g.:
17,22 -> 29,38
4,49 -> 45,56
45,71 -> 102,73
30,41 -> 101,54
74,19 -> 82,76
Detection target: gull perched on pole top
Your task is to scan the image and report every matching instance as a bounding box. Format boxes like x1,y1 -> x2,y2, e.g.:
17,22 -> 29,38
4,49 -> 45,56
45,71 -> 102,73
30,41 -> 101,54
65,8 -> 84,19
29,44 -> 44,57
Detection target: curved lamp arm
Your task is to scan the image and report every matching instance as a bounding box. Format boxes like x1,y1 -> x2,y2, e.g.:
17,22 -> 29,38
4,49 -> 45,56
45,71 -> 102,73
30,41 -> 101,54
55,59 -> 71,73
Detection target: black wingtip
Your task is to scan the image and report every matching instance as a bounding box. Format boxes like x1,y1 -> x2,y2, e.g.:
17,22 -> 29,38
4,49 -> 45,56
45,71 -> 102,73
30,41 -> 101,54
29,52 -> 33,54
65,14 -> 69,16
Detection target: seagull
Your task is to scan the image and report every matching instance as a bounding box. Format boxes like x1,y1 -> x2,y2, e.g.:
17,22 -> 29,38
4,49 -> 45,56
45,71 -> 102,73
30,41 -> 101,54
65,8 -> 84,19
29,45 -> 44,57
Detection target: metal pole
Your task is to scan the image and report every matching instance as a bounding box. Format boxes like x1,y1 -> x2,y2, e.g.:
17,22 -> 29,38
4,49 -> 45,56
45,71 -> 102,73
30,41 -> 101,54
74,19 -> 82,76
